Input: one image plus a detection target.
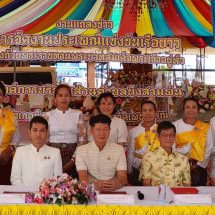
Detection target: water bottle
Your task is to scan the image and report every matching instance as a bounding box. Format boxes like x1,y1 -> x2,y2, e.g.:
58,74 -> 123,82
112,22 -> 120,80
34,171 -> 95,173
77,113 -> 87,146
87,182 -> 97,202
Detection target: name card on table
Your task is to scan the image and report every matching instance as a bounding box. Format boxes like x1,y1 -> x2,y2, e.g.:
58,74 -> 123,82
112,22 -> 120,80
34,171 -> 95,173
0,194 -> 25,204
174,194 -> 212,204
97,194 -> 135,204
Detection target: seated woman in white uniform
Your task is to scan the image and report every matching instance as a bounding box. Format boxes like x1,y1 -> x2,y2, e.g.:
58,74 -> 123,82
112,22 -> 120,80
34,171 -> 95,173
43,84 -> 81,176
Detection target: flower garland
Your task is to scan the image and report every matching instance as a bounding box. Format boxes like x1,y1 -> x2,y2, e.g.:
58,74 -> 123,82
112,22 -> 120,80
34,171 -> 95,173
110,70 -> 152,87
25,174 -> 96,205
191,85 -> 215,113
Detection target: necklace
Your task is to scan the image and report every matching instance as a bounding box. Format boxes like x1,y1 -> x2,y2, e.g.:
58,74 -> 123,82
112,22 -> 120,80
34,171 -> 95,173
145,127 -> 157,146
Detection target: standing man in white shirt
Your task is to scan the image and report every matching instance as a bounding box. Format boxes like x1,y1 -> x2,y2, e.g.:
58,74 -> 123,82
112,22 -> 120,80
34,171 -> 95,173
11,116 -> 62,187
76,114 -> 127,191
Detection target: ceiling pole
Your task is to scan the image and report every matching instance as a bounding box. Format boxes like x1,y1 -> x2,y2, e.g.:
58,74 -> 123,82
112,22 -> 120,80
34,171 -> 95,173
87,62 -> 95,87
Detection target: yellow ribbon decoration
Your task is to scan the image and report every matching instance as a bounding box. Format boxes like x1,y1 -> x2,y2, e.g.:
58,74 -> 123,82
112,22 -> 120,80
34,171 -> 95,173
1,205 -> 215,215
68,0 -> 103,36
175,120 -> 209,161
0,108 -> 15,153
36,0 -> 82,35
82,3 -> 105,36
136,3 -> 155,36
25,0 -> 79,34
0,0 -> 13,8
135,125 -> 159,151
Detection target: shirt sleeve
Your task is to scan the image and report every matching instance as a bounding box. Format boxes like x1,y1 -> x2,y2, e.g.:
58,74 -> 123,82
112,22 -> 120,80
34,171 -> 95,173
72,149 -> 76,158
173,121 -> 192,154
139,152 -> 152,181
197,125 -> 213,168
54,149 -> 63,177
75,147 -> 87,171
116,147 -> 127,171
182,157 -> 191,185
41,111 -> 49,121
176,143 -> 192,155
117,119 -> 128,143
87,123 -> 93,142
10,117 -> 20,148
127,128 -> 135,173
10,148 -> 24,186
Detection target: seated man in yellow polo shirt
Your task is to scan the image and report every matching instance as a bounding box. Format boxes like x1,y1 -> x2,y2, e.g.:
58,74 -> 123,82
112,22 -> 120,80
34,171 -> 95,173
76,114 -> 127,191
139,121 -> 191,187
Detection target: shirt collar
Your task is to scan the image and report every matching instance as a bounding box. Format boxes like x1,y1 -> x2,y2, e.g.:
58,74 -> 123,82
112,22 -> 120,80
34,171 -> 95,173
30,144 -> 46,153
90,141 -> 110,151
140,123 -> 157,131
151,123 -> 157,131
171,144 -> 177,156
56,108 -> 70,114
159,146 -> 177,156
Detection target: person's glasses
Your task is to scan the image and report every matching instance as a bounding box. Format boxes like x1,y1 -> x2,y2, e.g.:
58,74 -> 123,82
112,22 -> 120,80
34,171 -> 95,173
159,133 -> 175,139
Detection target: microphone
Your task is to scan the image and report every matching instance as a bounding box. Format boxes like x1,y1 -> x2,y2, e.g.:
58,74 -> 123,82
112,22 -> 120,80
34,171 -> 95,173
137,191 -> 144,200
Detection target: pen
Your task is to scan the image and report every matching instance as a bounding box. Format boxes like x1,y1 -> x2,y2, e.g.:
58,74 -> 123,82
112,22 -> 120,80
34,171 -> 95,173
169,200 -> 173,204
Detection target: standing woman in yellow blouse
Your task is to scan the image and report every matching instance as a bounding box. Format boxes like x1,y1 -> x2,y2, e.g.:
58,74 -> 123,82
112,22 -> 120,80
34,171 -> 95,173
173,97 -> 213,186
0,81 -> 20,185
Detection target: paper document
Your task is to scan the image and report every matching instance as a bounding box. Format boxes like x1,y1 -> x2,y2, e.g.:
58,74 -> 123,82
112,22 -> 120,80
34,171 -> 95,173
174,194 -> 212,204
97,194 -> 135,204
0,194 -> 26,204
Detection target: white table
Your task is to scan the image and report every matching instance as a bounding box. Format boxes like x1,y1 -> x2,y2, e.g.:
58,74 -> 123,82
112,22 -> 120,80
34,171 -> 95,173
118,186 -> 215,205
0,185 -> 215,205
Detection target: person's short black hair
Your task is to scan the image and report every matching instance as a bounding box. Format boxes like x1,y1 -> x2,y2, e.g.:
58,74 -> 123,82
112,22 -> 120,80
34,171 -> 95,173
183,97 -> 199,110
141,100 -> 157,111
89,114 -> 111,127
0,81 -> 6,96
30,116 -> 48,130
54,84 -> 71,97
157,121 -> 176,135
96,92 -> 117,114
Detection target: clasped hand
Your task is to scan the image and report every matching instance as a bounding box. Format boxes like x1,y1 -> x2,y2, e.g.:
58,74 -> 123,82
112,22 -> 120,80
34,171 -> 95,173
95,179 -> 120,191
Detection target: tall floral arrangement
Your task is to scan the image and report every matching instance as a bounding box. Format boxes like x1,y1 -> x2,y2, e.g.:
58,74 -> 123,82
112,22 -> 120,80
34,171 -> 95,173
191,85 -> 215,113
110,70 -> 152,87
25,174 -> 94,205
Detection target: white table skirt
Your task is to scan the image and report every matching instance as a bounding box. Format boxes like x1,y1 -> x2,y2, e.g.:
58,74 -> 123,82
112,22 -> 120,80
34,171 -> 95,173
0,185 -> 215,205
